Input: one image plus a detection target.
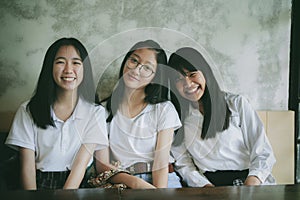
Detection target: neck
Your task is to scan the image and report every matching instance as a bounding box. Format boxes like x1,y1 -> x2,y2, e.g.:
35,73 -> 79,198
192,100 -> 204,115
123,87 -> 145,104
53,89 -> 78,121
121,87 -> 147,118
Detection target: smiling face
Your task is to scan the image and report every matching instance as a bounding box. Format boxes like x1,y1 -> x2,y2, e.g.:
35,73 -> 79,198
175,69 -> 206,102
122,48 -> 157,90
52,45 -> 83,92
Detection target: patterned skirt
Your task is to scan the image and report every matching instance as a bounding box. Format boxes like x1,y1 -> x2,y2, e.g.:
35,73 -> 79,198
36,170 -> 88,190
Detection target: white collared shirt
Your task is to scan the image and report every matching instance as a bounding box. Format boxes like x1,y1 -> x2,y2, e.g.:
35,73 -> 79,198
171,93 -> 276,187
6,98 -> 108,171
109,101 -> 182,169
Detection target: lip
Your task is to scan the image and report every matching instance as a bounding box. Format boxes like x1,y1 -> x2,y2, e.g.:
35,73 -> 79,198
184,86 -> 200,94
61,77 -> 76,81
127,73 -> 139,81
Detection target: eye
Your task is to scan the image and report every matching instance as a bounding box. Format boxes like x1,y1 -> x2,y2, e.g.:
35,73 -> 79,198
142,65 -> 153,72
55,60 -> 65,64
189,72 -> 198,78
129,57 -> 139,64
73,61 -> 82,65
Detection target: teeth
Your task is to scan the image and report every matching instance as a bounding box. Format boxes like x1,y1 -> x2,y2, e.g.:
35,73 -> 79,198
186,87 -> 198,94
62,77 -> 75,81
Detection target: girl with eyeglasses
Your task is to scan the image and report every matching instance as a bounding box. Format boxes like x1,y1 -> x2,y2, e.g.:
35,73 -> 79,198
169,47 -> 276,187
93,40 -> 182,188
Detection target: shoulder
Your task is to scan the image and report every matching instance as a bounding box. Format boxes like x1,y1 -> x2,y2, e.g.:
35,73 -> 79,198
225,92 -> 255,116
152,101 -> 176,111
159,100 -> 174,107
225,92 -> 249,108
152,101 -> 179,122
76,98 -> 105,116
145,101 -> 177,117
8,101 -> 33,128
15,100 -> 31,116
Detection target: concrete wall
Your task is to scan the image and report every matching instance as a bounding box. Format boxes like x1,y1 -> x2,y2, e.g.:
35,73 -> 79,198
0,0 -> 291,112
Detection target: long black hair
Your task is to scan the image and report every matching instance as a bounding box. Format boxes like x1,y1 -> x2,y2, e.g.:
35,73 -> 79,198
103,39 -> 168,122
168,47 -> 230,141
27,37 -> 97,129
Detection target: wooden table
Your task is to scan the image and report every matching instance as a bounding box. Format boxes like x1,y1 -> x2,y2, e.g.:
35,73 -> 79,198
2,184 -> 300,200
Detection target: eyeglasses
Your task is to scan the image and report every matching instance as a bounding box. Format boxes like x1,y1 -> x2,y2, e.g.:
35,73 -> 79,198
126,57 -> 155,78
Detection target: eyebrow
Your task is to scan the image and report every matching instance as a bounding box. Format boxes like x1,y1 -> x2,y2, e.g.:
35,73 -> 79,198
54,57 -> 82,61
131,53 -> 155,66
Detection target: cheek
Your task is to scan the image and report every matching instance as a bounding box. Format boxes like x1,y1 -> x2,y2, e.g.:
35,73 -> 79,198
52,67 -> 59,79
199,74 -> 206,85
122,65 -> 128,74
175,83 -> 185,96
77,68 -> 84,81
146,74 -> 155,82
202,78 -> 206,88
121,68 -> 130,80
140,76 -> 153,87
52,64 -> 63,74
52,65 -> 57,74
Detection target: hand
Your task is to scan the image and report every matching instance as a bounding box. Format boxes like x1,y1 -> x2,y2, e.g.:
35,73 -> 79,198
244,176 -> 262,186
203,183 -> 215,188
110,172 -> 156,189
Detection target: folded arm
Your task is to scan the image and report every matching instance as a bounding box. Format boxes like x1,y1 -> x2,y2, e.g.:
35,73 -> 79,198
94,148 -> 155,189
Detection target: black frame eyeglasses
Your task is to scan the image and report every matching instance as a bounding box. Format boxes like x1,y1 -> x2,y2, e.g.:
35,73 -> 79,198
126,57 -> 156,78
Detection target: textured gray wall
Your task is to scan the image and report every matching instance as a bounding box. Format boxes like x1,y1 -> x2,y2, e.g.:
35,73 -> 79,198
0,0 -> 291,112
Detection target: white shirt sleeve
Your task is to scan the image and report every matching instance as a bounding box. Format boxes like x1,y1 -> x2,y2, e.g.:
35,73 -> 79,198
79,104 -> 109,150
238,95 -> 276,183
5,101 -> 36,151
157,101 -> 182,132
171,138 -> 211,187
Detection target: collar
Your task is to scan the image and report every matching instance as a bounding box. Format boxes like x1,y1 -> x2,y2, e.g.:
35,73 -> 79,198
51,97 -> 88,122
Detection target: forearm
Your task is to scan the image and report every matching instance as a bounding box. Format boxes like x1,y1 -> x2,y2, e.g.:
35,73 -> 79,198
64,144 -> 95,189
152,128 -> 173,188
63,167 -> 86,189
179,168 -> 211,187
94,150 -> 155,189
20,148 -> 36,190
152,167 -> 168,188
248,143 -> 276,183
94,147 -> 115,172
21,167 -> 36,190
172,145 -> 211,187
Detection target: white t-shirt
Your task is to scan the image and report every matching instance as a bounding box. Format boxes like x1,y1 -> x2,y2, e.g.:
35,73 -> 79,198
171,93 -> 276,187
5,98 -> 108,171
109,101 -> 181,169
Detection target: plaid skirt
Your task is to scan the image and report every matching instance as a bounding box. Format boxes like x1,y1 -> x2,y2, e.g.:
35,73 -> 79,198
36,170 -> 89,190
204,169 -> 249,186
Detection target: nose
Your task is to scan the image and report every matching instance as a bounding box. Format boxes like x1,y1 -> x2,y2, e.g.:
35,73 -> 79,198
184,76 -> 193,87
63,62 -> 72,73
131,64 -> 142,74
